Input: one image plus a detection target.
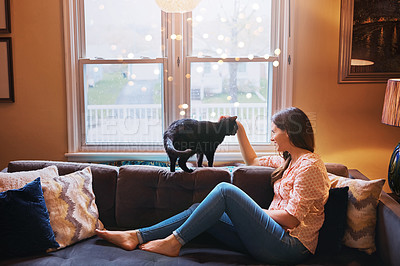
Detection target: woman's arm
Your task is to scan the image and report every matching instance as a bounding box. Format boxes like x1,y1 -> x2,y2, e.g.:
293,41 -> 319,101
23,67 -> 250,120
236,121 -> 260,166
263,209 -> 300,229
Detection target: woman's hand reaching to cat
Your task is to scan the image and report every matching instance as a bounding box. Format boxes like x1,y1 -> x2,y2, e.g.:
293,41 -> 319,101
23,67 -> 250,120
219,116 -> 260,166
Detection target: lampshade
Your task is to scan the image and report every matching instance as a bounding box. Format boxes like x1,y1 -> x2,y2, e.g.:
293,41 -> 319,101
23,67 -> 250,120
155,0 -> 201,13
382,78 -> 400,127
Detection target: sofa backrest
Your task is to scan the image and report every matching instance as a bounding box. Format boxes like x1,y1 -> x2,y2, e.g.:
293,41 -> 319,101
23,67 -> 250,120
7,160 -> 119,227
232,166 -> 275,209
7,160 -> 349,230
115,165 -> 231,229
231,163 -> 348,210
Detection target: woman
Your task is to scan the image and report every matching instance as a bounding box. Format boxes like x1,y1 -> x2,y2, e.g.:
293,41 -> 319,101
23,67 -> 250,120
96,107 -> 330,264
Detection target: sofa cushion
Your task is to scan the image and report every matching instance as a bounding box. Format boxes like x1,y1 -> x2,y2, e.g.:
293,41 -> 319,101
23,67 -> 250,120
0,234 -> 384,266
0,234 -> 265,265
7,160 -> 118,227
232,166 -> 275,208
0,178 -> 59,257
230,163 -> 348,209
116,165 -> 231,228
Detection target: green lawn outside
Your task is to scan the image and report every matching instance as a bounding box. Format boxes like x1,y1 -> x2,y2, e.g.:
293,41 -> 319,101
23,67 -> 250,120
87,73 -> 128,105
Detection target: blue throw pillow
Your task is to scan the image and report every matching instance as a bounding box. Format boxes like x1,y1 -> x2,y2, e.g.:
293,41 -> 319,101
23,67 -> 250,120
0,177 -> 59,257
316,186 -> 349,254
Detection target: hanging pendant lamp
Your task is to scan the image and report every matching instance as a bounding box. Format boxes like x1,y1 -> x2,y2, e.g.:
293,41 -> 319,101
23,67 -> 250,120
155,0 -> 202,13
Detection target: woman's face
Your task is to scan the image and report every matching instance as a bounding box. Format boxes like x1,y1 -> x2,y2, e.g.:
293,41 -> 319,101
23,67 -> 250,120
271,123 -> 291,152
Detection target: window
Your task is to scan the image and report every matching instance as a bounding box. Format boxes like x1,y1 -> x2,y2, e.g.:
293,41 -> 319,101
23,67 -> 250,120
63,0 -> 293,159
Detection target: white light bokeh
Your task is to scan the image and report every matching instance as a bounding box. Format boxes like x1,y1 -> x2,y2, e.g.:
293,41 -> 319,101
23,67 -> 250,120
196,66 -> 204,73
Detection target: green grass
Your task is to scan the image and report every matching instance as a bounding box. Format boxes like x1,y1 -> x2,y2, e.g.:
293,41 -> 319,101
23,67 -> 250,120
87,73 -> 128,105
201,78 -> 268,104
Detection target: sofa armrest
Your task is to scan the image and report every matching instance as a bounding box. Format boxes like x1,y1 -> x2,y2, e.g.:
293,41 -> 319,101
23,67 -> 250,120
325,163 -> 349,177
349,169 -> 400,266
376,192 -> 400,266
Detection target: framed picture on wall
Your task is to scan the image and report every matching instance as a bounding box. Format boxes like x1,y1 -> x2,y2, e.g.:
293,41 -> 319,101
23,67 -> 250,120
338,0 -> 400,83
0,0 -> 11,33
0,37 -> 14,102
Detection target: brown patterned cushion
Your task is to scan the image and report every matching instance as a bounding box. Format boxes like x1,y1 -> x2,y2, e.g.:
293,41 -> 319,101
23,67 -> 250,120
328,173 -> 385,254
41,167 -> 102,249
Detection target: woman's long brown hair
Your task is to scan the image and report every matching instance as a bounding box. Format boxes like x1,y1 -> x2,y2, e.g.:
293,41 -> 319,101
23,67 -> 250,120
270,107 -> 315,184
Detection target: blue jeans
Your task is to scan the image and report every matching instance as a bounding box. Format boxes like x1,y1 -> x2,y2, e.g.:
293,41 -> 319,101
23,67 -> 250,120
138,182 -> 311,264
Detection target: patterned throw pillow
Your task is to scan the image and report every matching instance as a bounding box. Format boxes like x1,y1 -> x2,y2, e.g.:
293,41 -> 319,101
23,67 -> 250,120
0,166 -> 59,192
41,167 -> 102,249
328,173 -> 385,254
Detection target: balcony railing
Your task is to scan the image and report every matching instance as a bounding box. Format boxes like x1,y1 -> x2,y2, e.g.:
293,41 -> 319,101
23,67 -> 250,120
85,103 -> 269,144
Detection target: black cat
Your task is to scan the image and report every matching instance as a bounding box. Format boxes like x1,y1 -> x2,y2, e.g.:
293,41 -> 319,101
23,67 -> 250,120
163,116 -> 238,173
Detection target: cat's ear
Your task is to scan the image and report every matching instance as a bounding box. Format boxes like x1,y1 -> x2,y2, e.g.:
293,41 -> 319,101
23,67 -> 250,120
219,115 -> 229,121
231,116 -> 238,121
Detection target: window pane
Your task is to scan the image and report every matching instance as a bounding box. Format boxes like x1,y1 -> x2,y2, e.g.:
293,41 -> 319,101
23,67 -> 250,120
84,0 -> 162,59
84,64 -> 163,144
191,0 -> 272,57
190,62 -> 271,143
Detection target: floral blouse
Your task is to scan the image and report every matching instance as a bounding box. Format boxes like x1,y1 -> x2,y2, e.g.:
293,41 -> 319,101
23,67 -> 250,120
259,153 -> 330,254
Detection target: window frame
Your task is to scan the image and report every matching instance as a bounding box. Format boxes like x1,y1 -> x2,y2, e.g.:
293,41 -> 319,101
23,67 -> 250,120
63,0 -> 294,162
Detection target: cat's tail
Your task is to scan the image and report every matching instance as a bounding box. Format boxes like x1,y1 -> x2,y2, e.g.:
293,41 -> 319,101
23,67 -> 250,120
165,137 -> 193,155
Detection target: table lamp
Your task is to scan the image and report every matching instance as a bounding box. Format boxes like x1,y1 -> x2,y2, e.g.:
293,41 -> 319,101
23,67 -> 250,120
382,78 -> 400,196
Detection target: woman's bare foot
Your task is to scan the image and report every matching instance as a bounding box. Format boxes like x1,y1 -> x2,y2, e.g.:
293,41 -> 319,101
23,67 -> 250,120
95,229 -> 139,251
139,234 -> 182,257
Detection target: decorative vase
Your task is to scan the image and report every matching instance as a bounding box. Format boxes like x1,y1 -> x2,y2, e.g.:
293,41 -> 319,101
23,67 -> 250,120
388,142 -> 400,196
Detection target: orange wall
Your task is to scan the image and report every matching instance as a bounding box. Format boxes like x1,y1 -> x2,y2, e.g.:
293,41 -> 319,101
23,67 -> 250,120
0,0 -> 398,192
293,0 -> 398,192
0,0 -> 67,167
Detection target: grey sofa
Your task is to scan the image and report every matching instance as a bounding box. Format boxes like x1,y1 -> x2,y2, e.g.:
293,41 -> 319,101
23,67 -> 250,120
1,160 -> 398,265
